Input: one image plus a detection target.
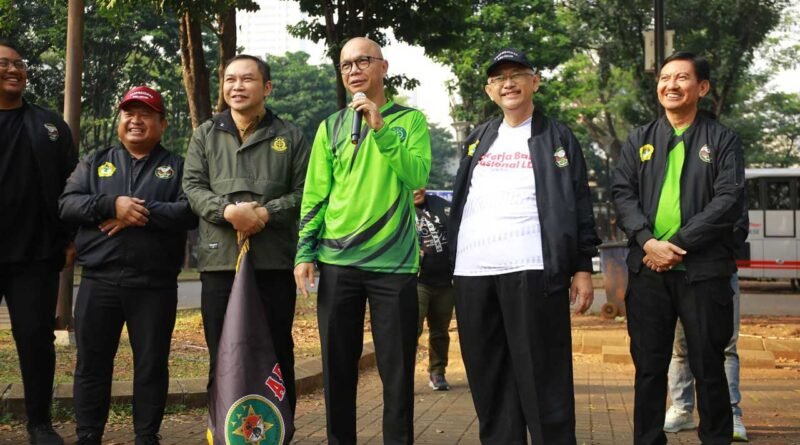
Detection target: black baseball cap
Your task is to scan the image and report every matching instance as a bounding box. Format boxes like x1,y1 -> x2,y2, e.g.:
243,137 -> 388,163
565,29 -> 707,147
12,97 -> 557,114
486,48 -> 534,76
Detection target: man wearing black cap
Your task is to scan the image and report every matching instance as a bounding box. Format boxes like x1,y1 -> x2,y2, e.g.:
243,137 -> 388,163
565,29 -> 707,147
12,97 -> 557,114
59,86 -> 197,445
449,48 -> 600,444
0,39 -> 77,445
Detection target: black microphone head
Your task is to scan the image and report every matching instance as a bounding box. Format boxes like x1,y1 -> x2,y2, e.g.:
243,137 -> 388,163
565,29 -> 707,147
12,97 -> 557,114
351,92 -> 366,144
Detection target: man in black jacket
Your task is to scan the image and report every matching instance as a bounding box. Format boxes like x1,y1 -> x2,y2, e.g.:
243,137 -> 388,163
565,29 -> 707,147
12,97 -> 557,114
612,52 -> 744,445
0,39 -> 77,445
413,189 -> 454,391
449,48 -> 600,445
59,86 -> 197,445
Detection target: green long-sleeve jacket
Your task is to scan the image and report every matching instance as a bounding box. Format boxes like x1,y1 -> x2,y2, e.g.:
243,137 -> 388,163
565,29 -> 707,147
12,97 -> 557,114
183,108 -> 310,271
296,101 -> 431,273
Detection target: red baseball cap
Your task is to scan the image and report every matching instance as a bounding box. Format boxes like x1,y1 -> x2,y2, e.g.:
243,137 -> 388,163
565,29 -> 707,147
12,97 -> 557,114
118,86 -> 165,113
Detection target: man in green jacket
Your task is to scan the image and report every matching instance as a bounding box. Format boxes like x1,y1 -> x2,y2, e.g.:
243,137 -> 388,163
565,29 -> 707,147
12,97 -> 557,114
294,37 -> 431,445
183,55 -> 310,414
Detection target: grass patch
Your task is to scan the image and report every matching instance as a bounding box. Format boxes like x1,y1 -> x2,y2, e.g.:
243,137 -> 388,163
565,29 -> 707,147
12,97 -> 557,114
0,294 -> 323,384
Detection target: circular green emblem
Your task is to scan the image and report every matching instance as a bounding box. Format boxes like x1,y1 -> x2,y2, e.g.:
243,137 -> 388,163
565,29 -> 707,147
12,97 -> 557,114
225,395 -> 284,445
391,126 -> 407,142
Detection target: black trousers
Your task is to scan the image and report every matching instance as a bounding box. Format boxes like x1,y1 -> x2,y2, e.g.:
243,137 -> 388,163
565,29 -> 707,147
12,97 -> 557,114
73,277 -> 177,438
0,261 -> 58,428
454,271 -> 576,445
200,269 -> 297,413
317,263 -> 418,445
626,268 -> 733,445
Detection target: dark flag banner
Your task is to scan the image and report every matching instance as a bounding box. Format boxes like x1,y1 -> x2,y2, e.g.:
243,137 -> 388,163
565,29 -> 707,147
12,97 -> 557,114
207,236 -> 294,444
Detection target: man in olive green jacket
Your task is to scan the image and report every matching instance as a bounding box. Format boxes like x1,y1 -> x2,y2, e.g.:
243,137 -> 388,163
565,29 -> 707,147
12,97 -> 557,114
183,55 -> 310,414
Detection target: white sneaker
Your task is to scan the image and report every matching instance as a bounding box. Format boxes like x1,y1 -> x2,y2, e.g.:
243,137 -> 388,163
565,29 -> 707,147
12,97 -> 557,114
732,414 -> 749,442
664,405 -> 696,433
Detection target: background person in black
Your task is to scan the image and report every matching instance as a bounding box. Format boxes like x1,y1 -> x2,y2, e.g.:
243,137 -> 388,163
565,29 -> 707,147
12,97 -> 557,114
59,86 -> 197,445
0,39 -> 77,445
413,188 -> 455,391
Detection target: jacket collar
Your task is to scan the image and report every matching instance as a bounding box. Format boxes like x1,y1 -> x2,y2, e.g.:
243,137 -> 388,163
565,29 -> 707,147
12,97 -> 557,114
212,107 -> 276,137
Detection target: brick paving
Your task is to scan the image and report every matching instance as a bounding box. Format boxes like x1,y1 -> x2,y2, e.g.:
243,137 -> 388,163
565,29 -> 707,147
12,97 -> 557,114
1,346 -> 799,444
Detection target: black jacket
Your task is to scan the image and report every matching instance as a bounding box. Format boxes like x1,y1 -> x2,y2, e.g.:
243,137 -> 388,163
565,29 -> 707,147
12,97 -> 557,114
19,100 -> 78,266
611,114 -> 744,282
450,109 -> 601,293
417,194 -> 453,287
59,144 -> 198,288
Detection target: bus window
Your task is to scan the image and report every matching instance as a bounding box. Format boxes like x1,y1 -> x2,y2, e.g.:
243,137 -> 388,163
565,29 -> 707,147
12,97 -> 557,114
766,179 -> 793,210
747,178 -> 762,210
764,178 -> 795,237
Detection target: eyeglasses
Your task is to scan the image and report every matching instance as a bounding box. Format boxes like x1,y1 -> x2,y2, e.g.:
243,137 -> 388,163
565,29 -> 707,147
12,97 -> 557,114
0,58 -> 27,71
487,71 -> 534,86
339,56 -> 383,74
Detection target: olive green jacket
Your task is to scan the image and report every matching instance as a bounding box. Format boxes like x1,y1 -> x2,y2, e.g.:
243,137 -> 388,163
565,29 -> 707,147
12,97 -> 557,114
183,108 -> 310,271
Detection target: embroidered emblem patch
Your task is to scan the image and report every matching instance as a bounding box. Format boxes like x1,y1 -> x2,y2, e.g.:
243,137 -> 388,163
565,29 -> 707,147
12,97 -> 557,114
272,137 -> 288,152
639,144 -> 654,162
554,147 -> 569,168
698,145 -> 712,163
467,140 -> 479,157
225,395 -> 285,445
43,123 -> 59,141
154,165 -> 174,179
391,126 -> 407,142
97,162 -> 116,178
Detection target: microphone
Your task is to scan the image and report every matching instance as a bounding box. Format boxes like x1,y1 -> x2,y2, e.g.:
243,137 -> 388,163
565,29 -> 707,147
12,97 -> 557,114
351,92 -> 366,144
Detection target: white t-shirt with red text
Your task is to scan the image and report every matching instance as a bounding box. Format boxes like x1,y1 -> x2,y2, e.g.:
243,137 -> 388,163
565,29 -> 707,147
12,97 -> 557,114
454,117 -> 545,276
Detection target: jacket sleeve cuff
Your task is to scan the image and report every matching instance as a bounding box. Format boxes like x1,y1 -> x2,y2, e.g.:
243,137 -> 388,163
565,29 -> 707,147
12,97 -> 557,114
634,228 -> 655,248
97,194 -> 118,220
576,255 -> 594,273
669,233 -> 687,251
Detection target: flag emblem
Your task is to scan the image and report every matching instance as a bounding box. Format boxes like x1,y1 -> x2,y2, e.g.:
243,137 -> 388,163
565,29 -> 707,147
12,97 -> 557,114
226,395 -> 285,445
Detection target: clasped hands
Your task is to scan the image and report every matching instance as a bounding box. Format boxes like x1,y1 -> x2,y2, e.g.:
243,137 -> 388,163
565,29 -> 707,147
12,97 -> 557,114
99,196 -> 149,236
642,238 -> 687,273
224,201 -> 270,237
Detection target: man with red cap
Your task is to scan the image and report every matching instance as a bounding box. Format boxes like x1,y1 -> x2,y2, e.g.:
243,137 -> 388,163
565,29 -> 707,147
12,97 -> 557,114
59,86 -> 197,445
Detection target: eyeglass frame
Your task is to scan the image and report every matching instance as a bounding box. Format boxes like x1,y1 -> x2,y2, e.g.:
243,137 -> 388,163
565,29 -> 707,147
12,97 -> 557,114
487,70 -> 536,86
0,58 -> 28,71
338,56 -> 384,74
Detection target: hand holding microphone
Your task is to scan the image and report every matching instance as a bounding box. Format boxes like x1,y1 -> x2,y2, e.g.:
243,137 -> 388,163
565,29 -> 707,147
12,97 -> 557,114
350,92 -> 384,144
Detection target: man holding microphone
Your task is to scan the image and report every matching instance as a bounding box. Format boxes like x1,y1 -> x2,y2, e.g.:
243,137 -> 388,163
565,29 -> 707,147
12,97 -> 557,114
294,37 -> 431,445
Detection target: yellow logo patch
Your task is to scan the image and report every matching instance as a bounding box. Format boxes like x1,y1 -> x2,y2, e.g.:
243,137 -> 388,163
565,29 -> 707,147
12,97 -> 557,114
98,162 -> 116,178
467,140 -> 479,157
639,144 -> 654,162
272,137 -> 288,152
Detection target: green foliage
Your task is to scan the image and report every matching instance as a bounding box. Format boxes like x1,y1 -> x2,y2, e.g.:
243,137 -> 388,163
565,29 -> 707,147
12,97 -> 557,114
560,0 -> 792,169
427,124 -> 457,190
729,92 -> 800,167
435,0 -> 576,126
288,0 -> 471,108
266,51 -> 338,142
5,1 -> 201,154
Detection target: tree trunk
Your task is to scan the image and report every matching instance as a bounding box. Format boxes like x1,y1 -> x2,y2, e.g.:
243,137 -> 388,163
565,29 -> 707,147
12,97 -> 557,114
216,8 -> 237,113
322,0 -> 346,109
179,12 -> 212,128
